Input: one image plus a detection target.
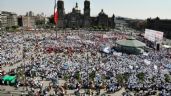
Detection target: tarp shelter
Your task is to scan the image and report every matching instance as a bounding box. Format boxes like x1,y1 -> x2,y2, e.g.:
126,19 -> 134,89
116,36 -> 146,54
116,36 -> 146,48
2,75 -> 16,85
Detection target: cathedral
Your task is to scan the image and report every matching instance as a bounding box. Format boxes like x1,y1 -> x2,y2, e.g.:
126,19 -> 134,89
57,0 -> 115,29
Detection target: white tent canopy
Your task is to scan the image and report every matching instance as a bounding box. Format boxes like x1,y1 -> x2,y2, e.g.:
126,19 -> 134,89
83,40 -> 95,45
103,47 -> 111,54
144,59 -> 151,65
67,35 -> 80,40
154,65 -> 158,70
163,45 -> 171,49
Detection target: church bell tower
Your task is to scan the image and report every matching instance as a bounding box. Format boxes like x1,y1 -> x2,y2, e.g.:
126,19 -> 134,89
57,0 -> 65,28
84,0 -> 90,27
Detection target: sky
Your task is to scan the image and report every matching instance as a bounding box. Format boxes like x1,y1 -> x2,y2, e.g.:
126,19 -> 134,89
0,0 -> 171,19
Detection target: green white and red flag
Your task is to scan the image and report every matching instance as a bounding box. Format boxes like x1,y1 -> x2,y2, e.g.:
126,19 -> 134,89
54,0 -> 58,25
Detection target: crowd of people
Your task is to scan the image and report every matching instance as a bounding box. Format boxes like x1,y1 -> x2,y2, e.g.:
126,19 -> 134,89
1,30 -> 171,96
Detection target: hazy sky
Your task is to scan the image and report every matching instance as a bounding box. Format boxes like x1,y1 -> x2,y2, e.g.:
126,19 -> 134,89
0,0 -> 171,19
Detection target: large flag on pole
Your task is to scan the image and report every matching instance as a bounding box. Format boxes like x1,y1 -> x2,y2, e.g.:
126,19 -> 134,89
54,0 -> 58,25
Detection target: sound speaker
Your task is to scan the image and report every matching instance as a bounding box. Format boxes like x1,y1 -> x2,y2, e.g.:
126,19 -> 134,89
157,44 -> 160,51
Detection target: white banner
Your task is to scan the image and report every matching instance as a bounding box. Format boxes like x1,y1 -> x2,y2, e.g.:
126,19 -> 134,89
145,29 -> 164,42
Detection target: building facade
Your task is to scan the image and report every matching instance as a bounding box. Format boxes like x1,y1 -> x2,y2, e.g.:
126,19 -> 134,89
0,11 -> 18,28
18,16 -> 36,29
18,11 -> 46,29
57,0 -> 115,29
0,11 -> 7,29
18,11 -> 36,29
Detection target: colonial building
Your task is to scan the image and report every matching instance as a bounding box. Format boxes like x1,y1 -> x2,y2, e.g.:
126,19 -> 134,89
18,11 -> 46,29
0,11 -> 7,29
18,16 -> 36,29
57,0 -> 115,29
0,11 -> 18,28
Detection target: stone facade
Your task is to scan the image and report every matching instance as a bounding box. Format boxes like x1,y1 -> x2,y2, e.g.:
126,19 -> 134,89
57,0 -> 115,29
18,16 -> 36,29
0,11 -> 18,28
18,11 -> 46,29
0,12 -> 7,28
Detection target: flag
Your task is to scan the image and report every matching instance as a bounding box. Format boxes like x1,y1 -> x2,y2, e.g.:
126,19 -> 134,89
54,0 -> 58,25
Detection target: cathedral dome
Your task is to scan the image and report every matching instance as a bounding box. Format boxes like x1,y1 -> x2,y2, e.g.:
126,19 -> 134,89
74,2 -> 80,10
74,6 -> 80,11
72,2 -> 81,13
99,9 -> 105,15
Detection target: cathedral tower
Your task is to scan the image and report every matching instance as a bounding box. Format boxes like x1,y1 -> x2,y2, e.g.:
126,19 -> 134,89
84,0 -> 90,27
57,0 -> 65,28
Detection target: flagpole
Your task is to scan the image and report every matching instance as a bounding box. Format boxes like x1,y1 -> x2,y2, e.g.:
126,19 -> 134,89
56,23 -> 57,40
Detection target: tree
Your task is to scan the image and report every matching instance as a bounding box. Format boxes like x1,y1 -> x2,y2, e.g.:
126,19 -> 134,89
136,72 -> 145,82
123,72 -> 131,83
6,27 -> 10,31
164,74 -> 171,83
116,74 -> 124,85
49,15 -> 55,24
12,26 -> 19,30
116,73 -> 131,85
89,71 -> 96,80
64,74 -> 69,81
36,20 -> 45,26
74,71 -> 81,81
127,20 -> 147,31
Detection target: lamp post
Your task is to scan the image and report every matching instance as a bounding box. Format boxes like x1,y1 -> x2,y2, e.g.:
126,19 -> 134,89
21,27 -> 27,91
84,45 -> 88,94
86,44 -> 90,89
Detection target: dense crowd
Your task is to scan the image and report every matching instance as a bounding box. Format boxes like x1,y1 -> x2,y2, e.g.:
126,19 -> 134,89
1,30 -> 171,96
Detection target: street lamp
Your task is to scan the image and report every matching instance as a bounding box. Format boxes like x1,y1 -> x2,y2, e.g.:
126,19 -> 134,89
86,44 -> 90,89
21,27 -> 27,91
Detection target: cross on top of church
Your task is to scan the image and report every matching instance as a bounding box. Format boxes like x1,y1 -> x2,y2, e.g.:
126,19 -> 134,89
76,2 -> 78,8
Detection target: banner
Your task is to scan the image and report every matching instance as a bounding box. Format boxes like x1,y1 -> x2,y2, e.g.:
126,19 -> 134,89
145,29 -> 164,42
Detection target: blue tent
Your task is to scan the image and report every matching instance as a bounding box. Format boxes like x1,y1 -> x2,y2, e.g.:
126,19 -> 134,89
164,64 -> 171,69
62,63 -> 69,70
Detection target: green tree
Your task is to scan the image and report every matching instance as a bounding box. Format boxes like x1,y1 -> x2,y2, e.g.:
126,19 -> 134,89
64,74 -> 69,81
12,26 -> 19,30
74,71 -> 81,81
136,72 -> 145,82
123,72 -> 131,83
48,15 -> 55,25
116,74 -> 124,85
36,20 -> 45,26
89,71 -> 96,80
6,27 -> 10,31
164,74 -> 171,83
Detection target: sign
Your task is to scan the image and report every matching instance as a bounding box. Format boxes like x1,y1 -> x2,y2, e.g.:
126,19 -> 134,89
145,29 -> 164,42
